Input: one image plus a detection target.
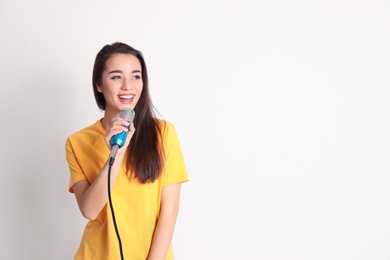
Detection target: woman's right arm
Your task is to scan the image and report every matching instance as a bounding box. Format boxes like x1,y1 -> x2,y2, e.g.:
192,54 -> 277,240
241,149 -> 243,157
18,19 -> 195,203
72,155 -> 123,220
73,119 -> 134,220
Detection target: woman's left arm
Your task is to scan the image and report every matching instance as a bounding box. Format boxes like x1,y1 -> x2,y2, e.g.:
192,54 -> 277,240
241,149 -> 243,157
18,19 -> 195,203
147,183 -> 182,260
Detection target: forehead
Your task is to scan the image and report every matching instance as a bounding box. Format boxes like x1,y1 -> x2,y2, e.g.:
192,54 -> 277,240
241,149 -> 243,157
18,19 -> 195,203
105,54 -> 141,71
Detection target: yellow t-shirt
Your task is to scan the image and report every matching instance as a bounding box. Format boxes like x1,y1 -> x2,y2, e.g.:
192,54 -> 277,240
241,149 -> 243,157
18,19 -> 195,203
65,119 -> 188,260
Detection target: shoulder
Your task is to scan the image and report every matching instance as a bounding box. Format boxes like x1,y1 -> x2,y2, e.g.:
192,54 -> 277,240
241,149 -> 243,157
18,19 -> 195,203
155,119 -> 177,137
66,119 -> 104,146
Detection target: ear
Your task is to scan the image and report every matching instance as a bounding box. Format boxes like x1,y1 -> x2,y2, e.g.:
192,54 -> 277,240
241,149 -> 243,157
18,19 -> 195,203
96,85 -> 102,93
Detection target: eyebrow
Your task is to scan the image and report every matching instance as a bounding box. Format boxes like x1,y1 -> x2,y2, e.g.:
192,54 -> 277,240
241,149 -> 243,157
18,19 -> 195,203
108,69 -> 142,74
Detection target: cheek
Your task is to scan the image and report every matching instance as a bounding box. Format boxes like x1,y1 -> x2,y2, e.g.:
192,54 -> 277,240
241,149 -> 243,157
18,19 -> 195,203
136,87 -> 144,101
137,84 -> 144,93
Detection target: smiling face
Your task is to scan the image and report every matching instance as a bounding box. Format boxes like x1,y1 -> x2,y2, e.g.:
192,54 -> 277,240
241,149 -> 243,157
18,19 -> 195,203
97,54 -> 143,116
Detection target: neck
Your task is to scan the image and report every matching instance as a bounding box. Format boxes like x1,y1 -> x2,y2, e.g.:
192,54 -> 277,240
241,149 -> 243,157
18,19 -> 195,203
101,110 -> 120,131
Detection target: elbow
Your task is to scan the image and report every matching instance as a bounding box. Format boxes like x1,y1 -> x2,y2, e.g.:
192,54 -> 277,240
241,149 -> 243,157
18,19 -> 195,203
76,199 -> 103,220
83,214 -> 97,221
80,208 -> 99,221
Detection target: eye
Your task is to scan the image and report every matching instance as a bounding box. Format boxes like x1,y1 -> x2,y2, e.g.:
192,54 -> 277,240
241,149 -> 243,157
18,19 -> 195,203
133,75 -> 141,80
111,75 -> 122,80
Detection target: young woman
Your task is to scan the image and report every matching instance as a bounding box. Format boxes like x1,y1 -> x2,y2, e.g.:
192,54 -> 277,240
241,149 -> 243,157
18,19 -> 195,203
65,42 -> 188,259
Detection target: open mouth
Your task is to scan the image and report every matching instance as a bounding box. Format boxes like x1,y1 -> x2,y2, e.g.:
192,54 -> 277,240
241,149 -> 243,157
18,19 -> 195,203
119,95 -> 134,100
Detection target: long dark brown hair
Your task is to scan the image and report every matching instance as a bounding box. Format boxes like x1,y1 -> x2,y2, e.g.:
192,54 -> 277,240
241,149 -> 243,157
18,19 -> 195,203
92,42 -> 164,183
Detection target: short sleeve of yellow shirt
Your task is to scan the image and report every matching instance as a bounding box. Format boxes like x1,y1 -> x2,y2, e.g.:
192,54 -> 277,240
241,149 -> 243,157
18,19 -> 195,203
65,119 -> 188,260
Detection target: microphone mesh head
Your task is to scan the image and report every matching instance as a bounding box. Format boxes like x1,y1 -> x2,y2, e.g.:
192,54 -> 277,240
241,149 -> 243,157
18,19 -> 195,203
119,108 -> 135,123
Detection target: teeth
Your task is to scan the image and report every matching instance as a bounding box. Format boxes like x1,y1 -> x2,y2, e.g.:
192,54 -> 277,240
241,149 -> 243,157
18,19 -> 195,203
119,95 -> 134,99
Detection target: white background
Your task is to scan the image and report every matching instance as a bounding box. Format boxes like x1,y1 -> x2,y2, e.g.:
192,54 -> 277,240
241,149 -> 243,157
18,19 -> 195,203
1,0 -> 390,259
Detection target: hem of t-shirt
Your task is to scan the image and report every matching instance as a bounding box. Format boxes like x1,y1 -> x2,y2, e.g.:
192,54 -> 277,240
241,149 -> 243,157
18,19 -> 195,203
163,178 -> 189,187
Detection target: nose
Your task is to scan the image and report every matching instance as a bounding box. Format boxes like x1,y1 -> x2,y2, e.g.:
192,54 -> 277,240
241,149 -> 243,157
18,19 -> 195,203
121,77 -> 133,91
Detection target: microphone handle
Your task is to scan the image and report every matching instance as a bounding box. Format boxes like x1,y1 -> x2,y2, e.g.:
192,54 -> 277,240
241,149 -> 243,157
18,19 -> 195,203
110,145 -> 119,164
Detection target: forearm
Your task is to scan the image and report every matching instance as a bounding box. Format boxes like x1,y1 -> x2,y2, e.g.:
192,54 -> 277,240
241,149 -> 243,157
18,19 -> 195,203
147,184 -> 181,260
75,153 -> 125,220
147,210 -> 179,260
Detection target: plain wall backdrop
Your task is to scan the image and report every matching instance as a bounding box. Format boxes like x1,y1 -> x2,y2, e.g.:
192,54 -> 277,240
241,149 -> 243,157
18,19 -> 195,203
1,0 -> 390,259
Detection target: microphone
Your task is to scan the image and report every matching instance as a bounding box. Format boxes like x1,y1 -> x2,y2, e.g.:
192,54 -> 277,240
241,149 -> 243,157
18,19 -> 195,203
109,108 -> 135,165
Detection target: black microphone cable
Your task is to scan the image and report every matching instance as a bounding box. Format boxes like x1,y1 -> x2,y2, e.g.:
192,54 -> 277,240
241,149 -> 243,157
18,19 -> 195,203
108,156 -> 124,260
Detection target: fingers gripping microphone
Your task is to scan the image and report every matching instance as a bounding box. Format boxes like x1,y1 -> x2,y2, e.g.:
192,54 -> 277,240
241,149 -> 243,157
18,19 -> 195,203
109,108 -> 135,165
